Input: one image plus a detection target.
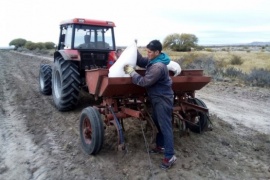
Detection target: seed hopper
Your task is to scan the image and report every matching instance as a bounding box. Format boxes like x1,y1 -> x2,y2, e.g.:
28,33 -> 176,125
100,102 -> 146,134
80,69 -> 211,155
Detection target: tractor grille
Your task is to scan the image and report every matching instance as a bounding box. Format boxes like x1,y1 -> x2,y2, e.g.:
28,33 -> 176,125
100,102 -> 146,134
81,52 -> 108,69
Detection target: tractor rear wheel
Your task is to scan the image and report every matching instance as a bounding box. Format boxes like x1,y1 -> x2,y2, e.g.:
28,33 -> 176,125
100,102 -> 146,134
39,64 -> 52,95
52,57 -> 80,111
80,107 -> 104,155
187,98 -> 209,133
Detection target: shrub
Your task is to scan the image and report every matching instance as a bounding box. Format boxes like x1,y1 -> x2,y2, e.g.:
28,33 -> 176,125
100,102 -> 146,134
25,41 -> 38,50
44,42 -> 55,49
175,53 -> 200,68
205,48 -> 213,52
9,38 -> 27,49
195,46 -> 204,51
244,68 -> 270,87
35,42 -> 45,50
176,54 -> 221,79
230,55 -> 243,65
221,48 -> 227,51
224,67 -> 244,78
25,42 -> 47,50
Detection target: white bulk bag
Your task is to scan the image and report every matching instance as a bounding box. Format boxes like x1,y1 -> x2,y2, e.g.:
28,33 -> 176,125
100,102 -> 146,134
167,61 -> 181,76
108,42 -> 137,77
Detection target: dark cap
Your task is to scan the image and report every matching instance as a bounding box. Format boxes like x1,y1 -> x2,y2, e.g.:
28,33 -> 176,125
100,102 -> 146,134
116,48 -> 122,53
146,40 -> 162,52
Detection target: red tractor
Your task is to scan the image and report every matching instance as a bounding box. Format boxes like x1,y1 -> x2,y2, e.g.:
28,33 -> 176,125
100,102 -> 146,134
39,18 -> 117,111
39,18 -> 212,155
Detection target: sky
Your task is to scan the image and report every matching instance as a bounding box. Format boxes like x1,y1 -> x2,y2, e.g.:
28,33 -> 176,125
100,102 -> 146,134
0,0 -> 270,47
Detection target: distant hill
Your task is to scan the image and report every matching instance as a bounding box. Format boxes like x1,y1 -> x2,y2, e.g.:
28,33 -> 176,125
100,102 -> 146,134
203,41 -> 270,47
248,42 -> 270,46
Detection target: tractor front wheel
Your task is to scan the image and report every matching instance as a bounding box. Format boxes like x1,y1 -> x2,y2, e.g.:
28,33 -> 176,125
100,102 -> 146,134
39,64 -> 52,95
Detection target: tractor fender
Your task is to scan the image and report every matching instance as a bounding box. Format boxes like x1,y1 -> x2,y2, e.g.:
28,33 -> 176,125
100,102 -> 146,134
54,49 -> 81,62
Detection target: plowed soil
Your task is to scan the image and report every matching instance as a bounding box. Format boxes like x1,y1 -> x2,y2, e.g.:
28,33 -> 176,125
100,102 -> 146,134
0,50 -> 269,180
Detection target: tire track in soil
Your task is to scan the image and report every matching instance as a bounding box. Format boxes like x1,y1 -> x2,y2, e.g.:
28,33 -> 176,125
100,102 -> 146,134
197,84 -> 270,135
0,51 -> 65,180
0,52 -> 48,179
0,51 -> 106,180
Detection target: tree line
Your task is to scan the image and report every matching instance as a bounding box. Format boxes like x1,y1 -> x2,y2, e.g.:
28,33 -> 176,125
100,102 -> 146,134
9,33 -> 200,52
9,38 -> 55,50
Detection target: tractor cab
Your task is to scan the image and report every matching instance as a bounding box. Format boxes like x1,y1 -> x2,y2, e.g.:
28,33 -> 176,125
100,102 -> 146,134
56,18 -> 116,69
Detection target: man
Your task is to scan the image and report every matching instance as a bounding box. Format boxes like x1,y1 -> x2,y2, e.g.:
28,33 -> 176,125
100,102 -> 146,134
115,48 -> 123,59
124,40 -> 176,170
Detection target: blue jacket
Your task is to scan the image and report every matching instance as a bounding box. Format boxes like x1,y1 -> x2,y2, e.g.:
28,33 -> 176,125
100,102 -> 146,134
130,51 -> 174,97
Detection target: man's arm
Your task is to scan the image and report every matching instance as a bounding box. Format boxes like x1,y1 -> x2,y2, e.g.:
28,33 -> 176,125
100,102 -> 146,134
136,51 -> 148,68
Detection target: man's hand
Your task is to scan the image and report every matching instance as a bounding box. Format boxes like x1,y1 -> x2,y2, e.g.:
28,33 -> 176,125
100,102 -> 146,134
124,65 -> 135,75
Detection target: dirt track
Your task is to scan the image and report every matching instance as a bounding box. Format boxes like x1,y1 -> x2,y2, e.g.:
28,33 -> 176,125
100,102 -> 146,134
0,50 -> 269,180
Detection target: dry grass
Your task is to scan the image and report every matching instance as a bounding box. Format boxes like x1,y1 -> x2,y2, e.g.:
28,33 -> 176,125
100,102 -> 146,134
138,47 -> 270,73
211,51 -> 270,73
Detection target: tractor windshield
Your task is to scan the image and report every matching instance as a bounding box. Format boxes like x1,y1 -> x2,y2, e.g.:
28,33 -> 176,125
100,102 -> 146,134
74,24 -> 115,50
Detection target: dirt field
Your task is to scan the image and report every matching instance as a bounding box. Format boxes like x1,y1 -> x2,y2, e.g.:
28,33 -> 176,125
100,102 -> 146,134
0,50 -> 269,180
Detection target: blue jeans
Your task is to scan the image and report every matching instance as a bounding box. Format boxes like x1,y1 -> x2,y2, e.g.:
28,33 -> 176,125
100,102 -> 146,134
150,95 -> 174,159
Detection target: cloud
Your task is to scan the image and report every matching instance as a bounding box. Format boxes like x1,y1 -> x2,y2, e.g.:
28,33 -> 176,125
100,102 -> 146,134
0,0 -> 270,46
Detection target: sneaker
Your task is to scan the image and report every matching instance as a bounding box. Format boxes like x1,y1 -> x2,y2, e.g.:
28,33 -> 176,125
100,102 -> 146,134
160,155 -> 177,170
149,146 -> 164,154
